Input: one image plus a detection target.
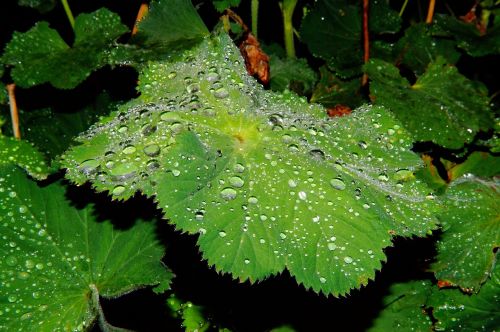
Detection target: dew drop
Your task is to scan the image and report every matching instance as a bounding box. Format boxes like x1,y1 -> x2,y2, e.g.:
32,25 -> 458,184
327,243 -> 337,251
229,176 -> 244,188
195,211 -> 204,221
218,231 -> 227,237
7,295 -> 17,303
118,125 -> 128,133
248,196 -> 258,204
17,271 -> 30,280
319,277 -> 327,284
329,178 -> 346,190
298,191 -> 307,200
233,163 -> 245,173
122,145 -> 137,154
143,144 -> 160,157
378,173 -> 389,181
142,124 -> 157,136
358,141 -> 368,149
112,186 -> 126,196
214,87 -> 229,99
309,149 -> 325,160
25,259 -> 35,269
244,259 -> 250,264
288,179 -> 297,188
279,232 -> 287,239
79,159 -> 100,175
343,256 -> 353,264
220,188 -> 237,201
171,169 -> 181,177
168,71 -> 177,79
6,256 -> 17,267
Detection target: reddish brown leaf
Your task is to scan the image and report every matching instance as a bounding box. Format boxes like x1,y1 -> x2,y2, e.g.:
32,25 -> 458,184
239,32 -> 270,85
327,104 -> 352,117
437,280 -> 453,288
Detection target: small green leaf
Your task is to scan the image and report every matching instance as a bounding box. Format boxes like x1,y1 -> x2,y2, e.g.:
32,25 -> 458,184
428,263 -> 500,331
365,58 -> 493,149
367,281 -> 433,332
0,136 -> 50,179
212,0 -> 241,12
433,14 -> 500,57
2,8 -> 129,89
448,152 -> 500,180
310,66 -> 364,108
167,295 -> 211,332
0,164 -> 172,331
136,0 -> 209,51
269,56 -> 318,95
62,33 -> 439,296
17,0 -> 56,13
432,176 -> 499,291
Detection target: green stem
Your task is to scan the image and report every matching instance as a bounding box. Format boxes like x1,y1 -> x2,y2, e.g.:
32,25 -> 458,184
251,0 -> 259,38
399,0 -> 410,16
60,0 -> 75,30
281,0 -> 298,58
90,284 -> 132,332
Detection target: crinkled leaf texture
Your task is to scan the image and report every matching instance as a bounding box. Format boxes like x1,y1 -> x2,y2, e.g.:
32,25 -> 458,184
2,8 -> 128,89
365,58 -> 493,149
432,176 -> 499,291
62,33 -> 439,296
0,136 -> 50,179
0,165 -> 172,331
17,0 -> 56,13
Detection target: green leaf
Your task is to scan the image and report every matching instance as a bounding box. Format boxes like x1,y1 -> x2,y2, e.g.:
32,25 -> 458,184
394,23 -> 461,74
428,263 -> 500,331
269,56 -> 318,95
367,281 -> 433,332
62,33 -> 439,296
310,66 -> 364,108
432,176 -> 499,291
167,295 -> 211,332
2,8 -> 129,89
19,94 -> 115,162
433,14 -> 500,57
136,0 -> 209,51
212,0 -> 241,12
0,136 -> 50,179
0,164 -> 172,331
448,152 -> 500,180
17,0 -> 56,13
365,58 -> 493,149
301,0 -> 400,78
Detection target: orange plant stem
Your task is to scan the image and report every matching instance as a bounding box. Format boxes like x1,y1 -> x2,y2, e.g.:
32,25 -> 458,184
7,84 -> 20,139
426,0 -> 436,23
132,3 -> 149,36
361,0 -> 370,86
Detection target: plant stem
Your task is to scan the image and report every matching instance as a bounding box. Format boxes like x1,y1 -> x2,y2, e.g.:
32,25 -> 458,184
60,0 -> 75,30
7,84 -> 20,139
399,0 -> 410,16
132,3 -> 149,36
361,0 -> 370,86
251,0 -> 259,38
90,284 -> 132,332
281,0 -> 298,58
426,0 -> 436,23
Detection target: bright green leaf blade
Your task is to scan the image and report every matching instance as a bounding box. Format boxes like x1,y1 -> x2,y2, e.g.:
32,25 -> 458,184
433,14 -> 500,57
269,56 -> 318,95
167,295 -> 211,332
448,151 -> 500,180
0,136 -> 50,179
136,0 -> 209,51
365,58 -> 493,149
17,0 -> 56,13
432,176 -> 499,291
62,33 -> 439,296
2,9 -> 128,89
212,0 -> 241,12
0,165 -> 172,331
428,264 -> 500,331
367,280 -> 433,332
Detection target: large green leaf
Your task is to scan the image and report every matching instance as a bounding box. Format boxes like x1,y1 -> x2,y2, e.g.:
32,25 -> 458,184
2,8 -> 129,89
428,264 -> 500,331
431,176 -> 499,291
0,136 -> 50,179
310,66 -> 364,108
62,33 -> 439,296
365,58 -> 493,149
301,0 -> 400,78
367,281 -> 433,332
0,164 -> 172,331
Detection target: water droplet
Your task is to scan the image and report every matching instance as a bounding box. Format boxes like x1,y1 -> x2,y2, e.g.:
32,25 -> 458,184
309,149 -> 325,160
343,256 -> 353,264
220,188 -> 237,201
233,163 -> 245,173
388,128 -> 396,135
9,191 -> 17,198
218,231 -> 227,237
319,277 -> 327,284
327,243 -> 337,251
112,186 -> 126,196
118,125 -> 128,133
195,211 -> 204,221
142,124 -> 157,136
6,256 -> 17,267
32,291 -> 41,299
229,176 -> 244,188
79,159 -> 100,175
187,83 -> 200,93
288,179 -> 297,188
168,71 -> 177,79
109,163 -> 138,180
378,173 -> 389,181
19,205 -> 27,213
329,178 -> 346,190
8,295 -> 17,303
206,72 -> 220,82
244,259 -> 250,264
260,214 -> 268,221
279,232 -> 287,239
25,259 -> 35,269
18,271 -> 30,280
358,141 -> 368,149
248,196 -> 258,204
171,169 -> 181,177
214,87 -> 229,99
143,144 -> 160,157
298,191 -> 307,200
122,145 -> 137,154
147,160 -> 160,170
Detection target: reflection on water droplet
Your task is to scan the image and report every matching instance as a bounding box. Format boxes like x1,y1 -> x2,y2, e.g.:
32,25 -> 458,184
319,277 -> 327,284
378,173 -> 389,181
187,83 -> 200,93
195,211 -> 204,221
358,141 -> 368,149
142,124 -> 157,136
329,178 -> 346,190
143,144 -> 160,157
309,149 -> 325,160
219,231 -> 227,237
110,163 -> 138,180
214,87 -> 229,99
279,232 -> 286,239
32,292 -> 41,299
122,145 -> 137,154
118,125 -> 128,133
6,256 -> 17,267
327,243 -> 337,251
229,176 -> 244,188
79,159 -> 100,175
8,295 -> 17,303
18,271 -> 30,280
248,196 -> 258,204
220,188 -> 237,201
25,260 -> 35,269
168,71 -> 177,79
298,191 -> 307,200
288,179 -> 297,188
344,256 -> 353,264
244,259 -> 250,264
112,186 -> 126,196
233,163 -> 245,173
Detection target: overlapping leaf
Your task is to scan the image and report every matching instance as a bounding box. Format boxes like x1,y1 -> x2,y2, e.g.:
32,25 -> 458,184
432,176 -> 499,291
310,66 -> 364,108
62,33 -> 439,296
269,56 -> 317,95
367,281 -> 433,331
365,58 -> 493,149
17,0 -> 56,13
0,164 -> 172,331
2,8 -> 129,89
0,136 -> 50,179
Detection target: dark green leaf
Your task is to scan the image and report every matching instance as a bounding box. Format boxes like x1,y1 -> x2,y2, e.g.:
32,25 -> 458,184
0,164 -> 172,331
367,281 -> 433,332
269,56 -> 317,95
432,176 -> 499,291
213,0 -> 241,12
433,14 -> 500,57
0,136 -> 50,179
365,58 -> 493,149
428,263 -> 500,331
310,66 -> 364,108
369,0 -> 401,34
448,152 -> 500,180
2,9 -> 129,89
17,0 -> 56,13
62,33 -> 439,296
136,0 -> 209,51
